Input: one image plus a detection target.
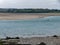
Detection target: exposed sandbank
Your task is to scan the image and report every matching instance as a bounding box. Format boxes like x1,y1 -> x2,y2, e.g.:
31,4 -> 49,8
0,13 -> 60,20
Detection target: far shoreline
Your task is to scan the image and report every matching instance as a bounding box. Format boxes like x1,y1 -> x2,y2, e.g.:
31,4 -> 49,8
0,13 -> 59,20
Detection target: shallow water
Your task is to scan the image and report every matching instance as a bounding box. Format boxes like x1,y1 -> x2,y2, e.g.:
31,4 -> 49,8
0,16 -> 60,38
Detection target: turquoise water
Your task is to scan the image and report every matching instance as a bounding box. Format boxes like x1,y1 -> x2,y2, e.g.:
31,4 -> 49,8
0,16 -> 60,38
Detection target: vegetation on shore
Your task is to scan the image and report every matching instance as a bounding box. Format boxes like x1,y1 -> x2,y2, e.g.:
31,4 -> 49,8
0,8 -> 60,13
0,40 -> 3,45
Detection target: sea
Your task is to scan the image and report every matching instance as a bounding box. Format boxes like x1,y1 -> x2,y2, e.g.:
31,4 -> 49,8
0,16 -> 60,38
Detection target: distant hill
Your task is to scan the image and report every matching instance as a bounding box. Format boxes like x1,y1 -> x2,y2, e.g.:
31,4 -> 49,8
0,8 -> 60,13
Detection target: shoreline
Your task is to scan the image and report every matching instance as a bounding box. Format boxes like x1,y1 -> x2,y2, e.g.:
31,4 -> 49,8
1,35 -> 60,45
0,13 -> 59,20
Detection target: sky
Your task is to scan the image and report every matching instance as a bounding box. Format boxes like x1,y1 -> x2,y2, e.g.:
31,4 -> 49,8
0,0 -> 60,9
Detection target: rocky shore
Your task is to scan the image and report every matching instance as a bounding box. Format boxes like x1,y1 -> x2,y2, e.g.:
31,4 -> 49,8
1,35 -> 60,45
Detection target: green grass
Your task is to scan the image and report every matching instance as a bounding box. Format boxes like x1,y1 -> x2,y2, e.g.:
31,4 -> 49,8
0,40 -> 3,45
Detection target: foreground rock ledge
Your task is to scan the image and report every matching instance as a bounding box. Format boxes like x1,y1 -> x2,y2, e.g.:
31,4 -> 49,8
1,36 -> 60,45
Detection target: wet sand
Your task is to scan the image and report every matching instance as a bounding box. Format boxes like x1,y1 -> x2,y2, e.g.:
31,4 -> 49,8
0,13 -> 60,20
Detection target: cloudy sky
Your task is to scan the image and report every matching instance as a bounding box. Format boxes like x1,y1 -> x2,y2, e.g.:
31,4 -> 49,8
0,0 -> 60,9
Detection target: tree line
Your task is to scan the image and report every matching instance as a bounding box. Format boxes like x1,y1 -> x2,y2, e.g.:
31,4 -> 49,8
0,8 -> 60,13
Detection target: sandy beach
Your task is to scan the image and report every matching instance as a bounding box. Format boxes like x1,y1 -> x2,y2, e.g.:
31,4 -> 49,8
0,13 -> 60,20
